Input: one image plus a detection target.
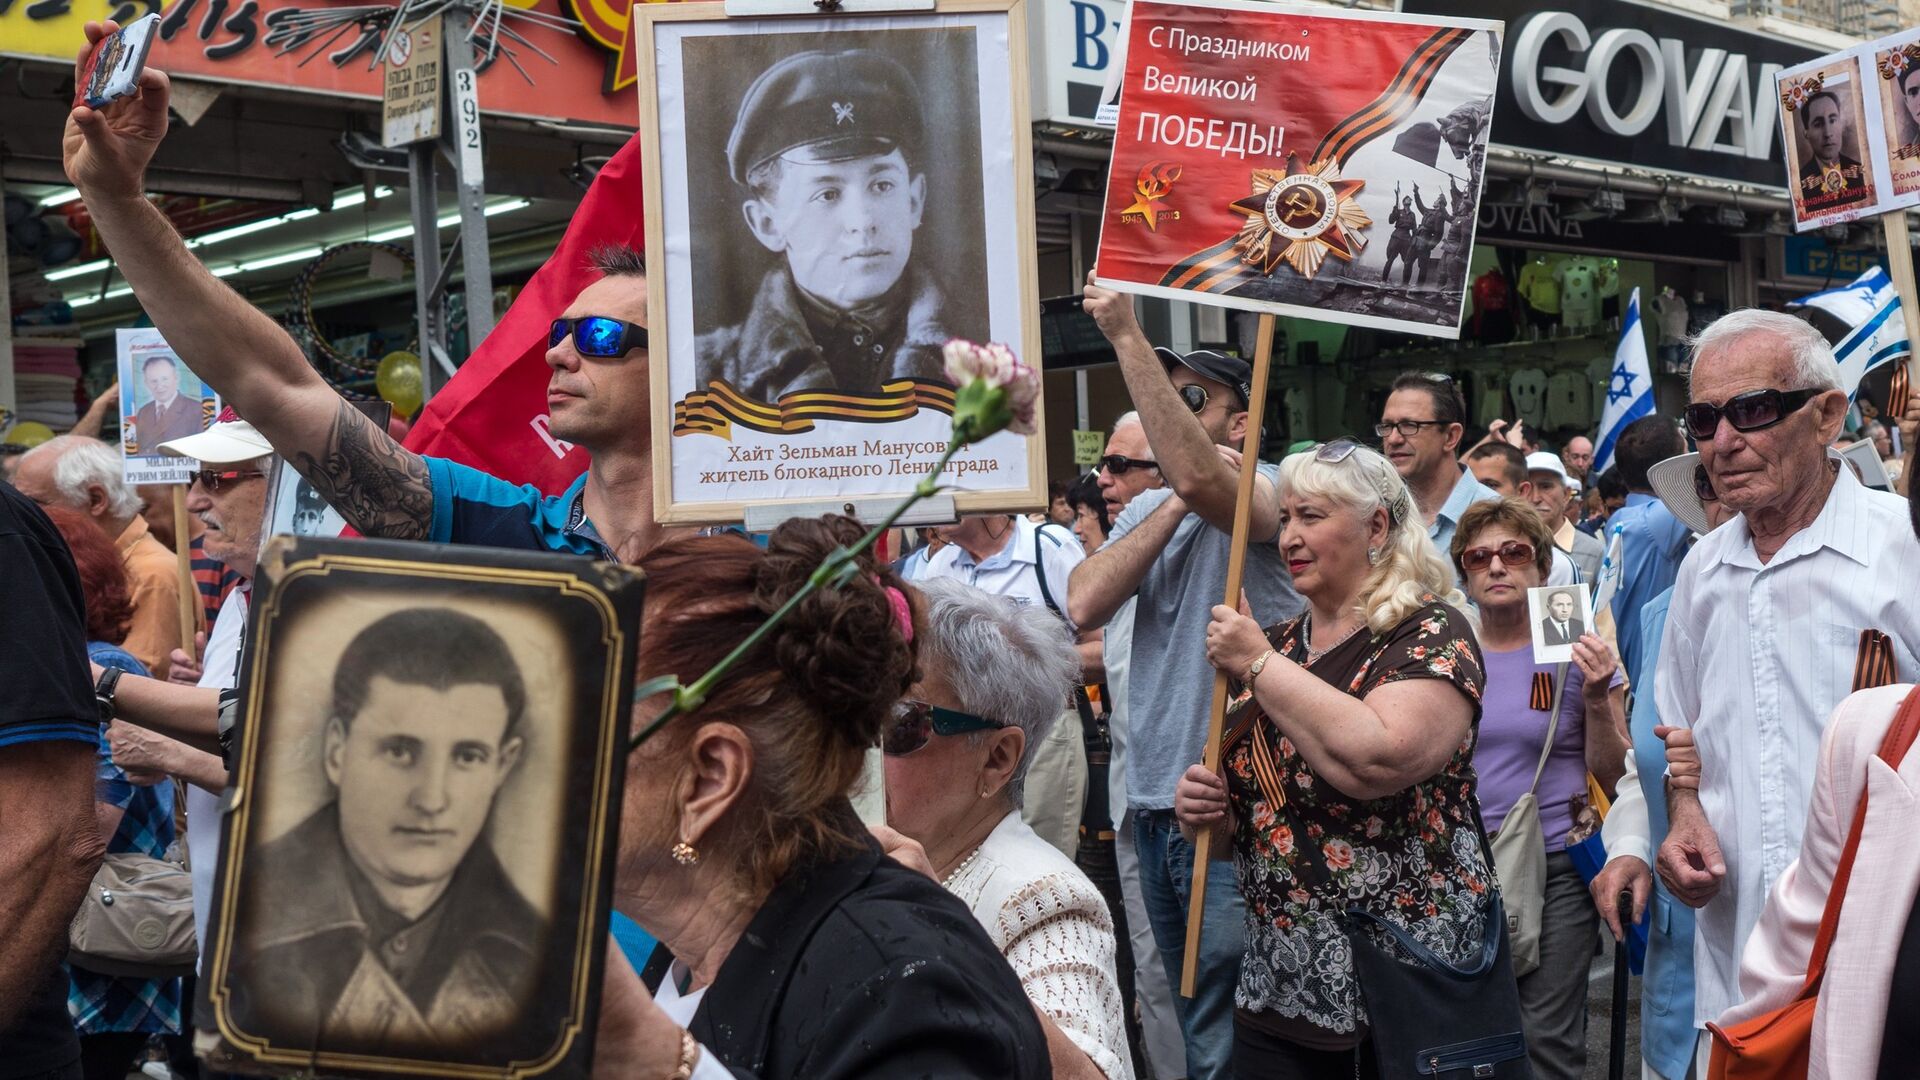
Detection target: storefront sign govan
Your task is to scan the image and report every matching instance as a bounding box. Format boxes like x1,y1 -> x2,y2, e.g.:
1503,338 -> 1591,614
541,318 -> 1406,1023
1402,0 -> 1821,190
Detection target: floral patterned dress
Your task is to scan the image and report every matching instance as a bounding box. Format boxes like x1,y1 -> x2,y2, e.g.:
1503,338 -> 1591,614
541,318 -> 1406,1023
1221,600 -> 1492,1043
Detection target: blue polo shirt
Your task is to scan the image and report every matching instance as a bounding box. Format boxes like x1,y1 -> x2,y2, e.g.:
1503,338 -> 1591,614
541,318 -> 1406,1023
426,457 -> 613,557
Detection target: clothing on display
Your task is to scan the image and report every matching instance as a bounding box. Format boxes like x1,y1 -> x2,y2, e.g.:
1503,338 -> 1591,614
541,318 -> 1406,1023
1651,289 -> 1690,344
1685,292 -> 1726,338
1472,268 -> 1515,345
1598,259 -> 1621,321
1544,371 -> 1592,431
1518,258 -> 1561,316
1473,370 -> 1508,428
1510,368 -> 1549,432
1556,259 -> 1601,330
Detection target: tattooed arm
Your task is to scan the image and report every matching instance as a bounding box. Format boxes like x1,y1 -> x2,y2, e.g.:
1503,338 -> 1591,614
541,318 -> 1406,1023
63,56 -> 438,539
294,403 -> 435,540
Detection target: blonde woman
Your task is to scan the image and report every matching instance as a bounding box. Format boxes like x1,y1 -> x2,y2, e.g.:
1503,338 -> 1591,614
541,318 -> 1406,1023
1176,439 -> 1494,1078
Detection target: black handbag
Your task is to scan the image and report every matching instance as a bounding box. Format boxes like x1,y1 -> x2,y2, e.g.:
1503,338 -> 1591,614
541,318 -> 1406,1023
1280,791 -> 1532,1079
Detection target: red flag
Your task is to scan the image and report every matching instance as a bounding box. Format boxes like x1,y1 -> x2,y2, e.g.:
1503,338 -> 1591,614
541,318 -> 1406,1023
402,134 -> 645,494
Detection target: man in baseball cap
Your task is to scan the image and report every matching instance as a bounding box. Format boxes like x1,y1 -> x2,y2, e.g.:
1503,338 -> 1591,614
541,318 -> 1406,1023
1526,450 -> 1604,582
158,407 -> 275,573
696,49 -> 965,404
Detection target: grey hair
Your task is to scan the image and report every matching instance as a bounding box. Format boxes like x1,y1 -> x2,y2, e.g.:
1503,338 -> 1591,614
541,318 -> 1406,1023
911,577 -> 1081,810
1689,309 -> 1842,394
1113,411 -> 1143,435
25,436 -> 142,520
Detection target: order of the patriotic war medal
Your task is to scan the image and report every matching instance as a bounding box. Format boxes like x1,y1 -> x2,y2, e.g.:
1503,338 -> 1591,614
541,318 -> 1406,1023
1229,154 -> 1370,280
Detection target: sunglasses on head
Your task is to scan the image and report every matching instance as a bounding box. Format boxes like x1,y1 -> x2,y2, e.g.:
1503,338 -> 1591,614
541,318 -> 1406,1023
1682,387 -> 1824,440
191,469 -> 266,494
1459,540 -> 1535,574
1693,464 -> 1718,503
550,316 -> 648,358
881,699 -> 1006,756
1099,454 -> 1159,476
1314,438 -> 1363,464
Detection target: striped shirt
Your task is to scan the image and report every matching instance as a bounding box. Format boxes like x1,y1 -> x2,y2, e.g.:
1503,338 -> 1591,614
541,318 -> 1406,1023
190,532 -> 244,632
1656,465 -> 1920,1026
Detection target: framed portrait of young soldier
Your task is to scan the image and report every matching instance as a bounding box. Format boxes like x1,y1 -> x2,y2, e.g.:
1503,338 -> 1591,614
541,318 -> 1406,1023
634,0 -> 1046,525
197,537 -> 642,1079
1777,53 -> 1885,229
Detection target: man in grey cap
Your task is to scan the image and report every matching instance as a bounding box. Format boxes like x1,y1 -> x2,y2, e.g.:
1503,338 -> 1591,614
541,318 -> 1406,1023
696,49 -> 963,403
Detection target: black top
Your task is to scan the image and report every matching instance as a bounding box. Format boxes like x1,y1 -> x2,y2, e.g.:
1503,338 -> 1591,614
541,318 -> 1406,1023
1877,891 -> 1920,1078
0,484 -> 95,1078
645,806 -> 1050,1079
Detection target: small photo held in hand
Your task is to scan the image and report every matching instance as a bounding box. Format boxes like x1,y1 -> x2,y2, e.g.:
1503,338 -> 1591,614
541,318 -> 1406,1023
1527,584 -> 1591,665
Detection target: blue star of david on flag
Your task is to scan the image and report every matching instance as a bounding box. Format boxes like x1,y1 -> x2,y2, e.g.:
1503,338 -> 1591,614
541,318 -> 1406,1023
1592,288 -> 1654,478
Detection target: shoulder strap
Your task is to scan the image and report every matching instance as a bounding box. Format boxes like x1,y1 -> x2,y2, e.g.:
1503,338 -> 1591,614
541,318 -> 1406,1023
1030,522 -> 1072,621
1802,686 -> 1920,991
1526,663 -> 1572,797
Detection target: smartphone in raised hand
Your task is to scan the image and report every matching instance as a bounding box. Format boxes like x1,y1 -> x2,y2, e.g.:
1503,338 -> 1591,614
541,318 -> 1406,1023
75,14 -> 161,110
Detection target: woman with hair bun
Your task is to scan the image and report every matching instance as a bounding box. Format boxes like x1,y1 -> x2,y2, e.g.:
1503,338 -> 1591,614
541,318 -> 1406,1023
1174,441 -> 1498,1077
592,515 -> 1049,1080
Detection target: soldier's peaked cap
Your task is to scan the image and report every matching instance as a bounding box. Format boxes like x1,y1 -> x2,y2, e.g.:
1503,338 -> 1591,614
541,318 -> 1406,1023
726,49 -> 926,186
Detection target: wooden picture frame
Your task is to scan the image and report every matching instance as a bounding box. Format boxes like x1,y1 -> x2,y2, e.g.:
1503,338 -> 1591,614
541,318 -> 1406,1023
634,0 -> 1046,525
197,537 -> 642,1079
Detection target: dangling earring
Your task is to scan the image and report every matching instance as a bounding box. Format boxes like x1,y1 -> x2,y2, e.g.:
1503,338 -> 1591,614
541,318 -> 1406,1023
1366,547 -> 1380,566
671,839 -> 700,866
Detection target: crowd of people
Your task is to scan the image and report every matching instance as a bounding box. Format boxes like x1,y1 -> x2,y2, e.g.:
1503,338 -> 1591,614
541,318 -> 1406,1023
8,18 -> 1920,1080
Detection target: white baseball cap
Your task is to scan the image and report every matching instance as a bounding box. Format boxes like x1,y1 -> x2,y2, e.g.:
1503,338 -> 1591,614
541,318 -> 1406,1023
157,407 -> 273,466
1525,451 -> 1572,484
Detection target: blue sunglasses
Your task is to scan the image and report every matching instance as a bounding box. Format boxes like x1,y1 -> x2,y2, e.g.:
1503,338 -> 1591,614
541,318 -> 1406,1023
550,316 -> 648,358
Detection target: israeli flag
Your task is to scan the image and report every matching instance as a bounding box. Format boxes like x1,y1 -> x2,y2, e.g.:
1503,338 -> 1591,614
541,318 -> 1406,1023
1591,288 -> 1654,478
1788,267 -> 1909,401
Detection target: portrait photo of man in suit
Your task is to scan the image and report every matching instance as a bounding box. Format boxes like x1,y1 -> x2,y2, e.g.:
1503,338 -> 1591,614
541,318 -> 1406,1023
1540,588 -> 1583,644
131,354 -> 207,452
1796,87 -> 1870,212
227,607 -> 546,1053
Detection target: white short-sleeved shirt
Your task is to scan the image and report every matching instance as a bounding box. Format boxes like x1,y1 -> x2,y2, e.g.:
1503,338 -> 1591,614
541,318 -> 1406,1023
918,516 -> 1084,629
190,584 -> 248,957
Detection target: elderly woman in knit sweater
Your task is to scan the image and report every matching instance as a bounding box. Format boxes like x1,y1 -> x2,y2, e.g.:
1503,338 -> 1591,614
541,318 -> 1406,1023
878,577 -> 1135,1080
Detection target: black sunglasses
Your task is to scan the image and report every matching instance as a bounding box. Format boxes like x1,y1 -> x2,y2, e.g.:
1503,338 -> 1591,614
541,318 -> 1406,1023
550,316 -> 648,358
882,699 -> 1005,756
1099,454 -> 1159,476
1693,464 -> 1718,503
191,469 -> 266,494
1683,387 -> 1824,440
1176,383 -> 1212,414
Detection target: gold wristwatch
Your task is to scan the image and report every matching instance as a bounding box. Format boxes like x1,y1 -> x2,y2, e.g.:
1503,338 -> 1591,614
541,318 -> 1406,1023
1244,647 -> 1276,687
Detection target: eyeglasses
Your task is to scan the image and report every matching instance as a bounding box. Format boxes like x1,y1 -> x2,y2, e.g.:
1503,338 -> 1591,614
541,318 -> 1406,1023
1693,464 -> 1718,503
1099,454 -> 1159,476
1682,387 -> 1824,440
1374,419 -> 1446,439
190,469 -> 266,493
1176,383 -> 1213,414
550,316 -> 648,358
881,699 -> 1006,756
1459,540 -> 1536,574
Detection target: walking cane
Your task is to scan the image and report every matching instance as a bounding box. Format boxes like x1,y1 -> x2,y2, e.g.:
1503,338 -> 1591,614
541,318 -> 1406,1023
1610,891 -> 1632,1080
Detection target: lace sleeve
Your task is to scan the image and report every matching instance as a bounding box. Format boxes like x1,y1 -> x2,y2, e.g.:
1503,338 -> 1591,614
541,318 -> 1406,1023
994,873 -> 1135,1080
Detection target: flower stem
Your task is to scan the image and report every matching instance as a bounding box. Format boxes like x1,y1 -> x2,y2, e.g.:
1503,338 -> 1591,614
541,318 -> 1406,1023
627,434 -> 967,752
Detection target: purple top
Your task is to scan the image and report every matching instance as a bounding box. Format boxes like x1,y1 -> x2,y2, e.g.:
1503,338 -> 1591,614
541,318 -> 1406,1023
1474,645 -> 1620,848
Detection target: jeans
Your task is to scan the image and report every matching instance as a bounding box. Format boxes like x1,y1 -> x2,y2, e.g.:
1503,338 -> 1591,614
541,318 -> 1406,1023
1117,811 -> 1189,1079
1133,808 -> 1243,1080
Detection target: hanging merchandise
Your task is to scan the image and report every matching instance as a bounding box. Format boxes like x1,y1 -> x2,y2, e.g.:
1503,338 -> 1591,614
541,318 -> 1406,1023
1587,353 -> 1616,427
1545,370 -> 1591,431
1557,258 -> 1601,330
1651,287 -> 1690,343
1597,259 -> 1622,322
1473,267 -> 1515,344
1510,367 -> 1549,431
1283,386 -> 1311,442
1473,369 -> 1508,428
1517,256 -> 1560,332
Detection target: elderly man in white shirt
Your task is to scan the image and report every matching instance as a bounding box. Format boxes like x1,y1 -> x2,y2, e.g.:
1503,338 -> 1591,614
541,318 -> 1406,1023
1653,310 -> 1920,1069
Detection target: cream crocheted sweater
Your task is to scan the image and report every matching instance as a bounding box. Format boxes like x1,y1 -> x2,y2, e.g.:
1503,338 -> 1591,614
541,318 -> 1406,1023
944,811 -> 1135,1080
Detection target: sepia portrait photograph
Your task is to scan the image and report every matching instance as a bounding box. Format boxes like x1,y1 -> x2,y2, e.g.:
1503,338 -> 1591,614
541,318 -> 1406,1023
1527,583 -> 1592,666
200,538 -> 641,1078
1780,58 -> 1880,227
115,328 -> 216,484
1873,34 -> 1920,201
637,1 -> 1044,525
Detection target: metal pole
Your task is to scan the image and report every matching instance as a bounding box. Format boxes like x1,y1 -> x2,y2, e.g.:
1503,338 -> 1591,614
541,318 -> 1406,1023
442,4 -> 497,352
408,145 -> 444,398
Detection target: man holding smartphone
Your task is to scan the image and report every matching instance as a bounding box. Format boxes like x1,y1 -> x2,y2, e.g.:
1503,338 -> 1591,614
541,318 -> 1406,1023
62,20 -> 673,565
